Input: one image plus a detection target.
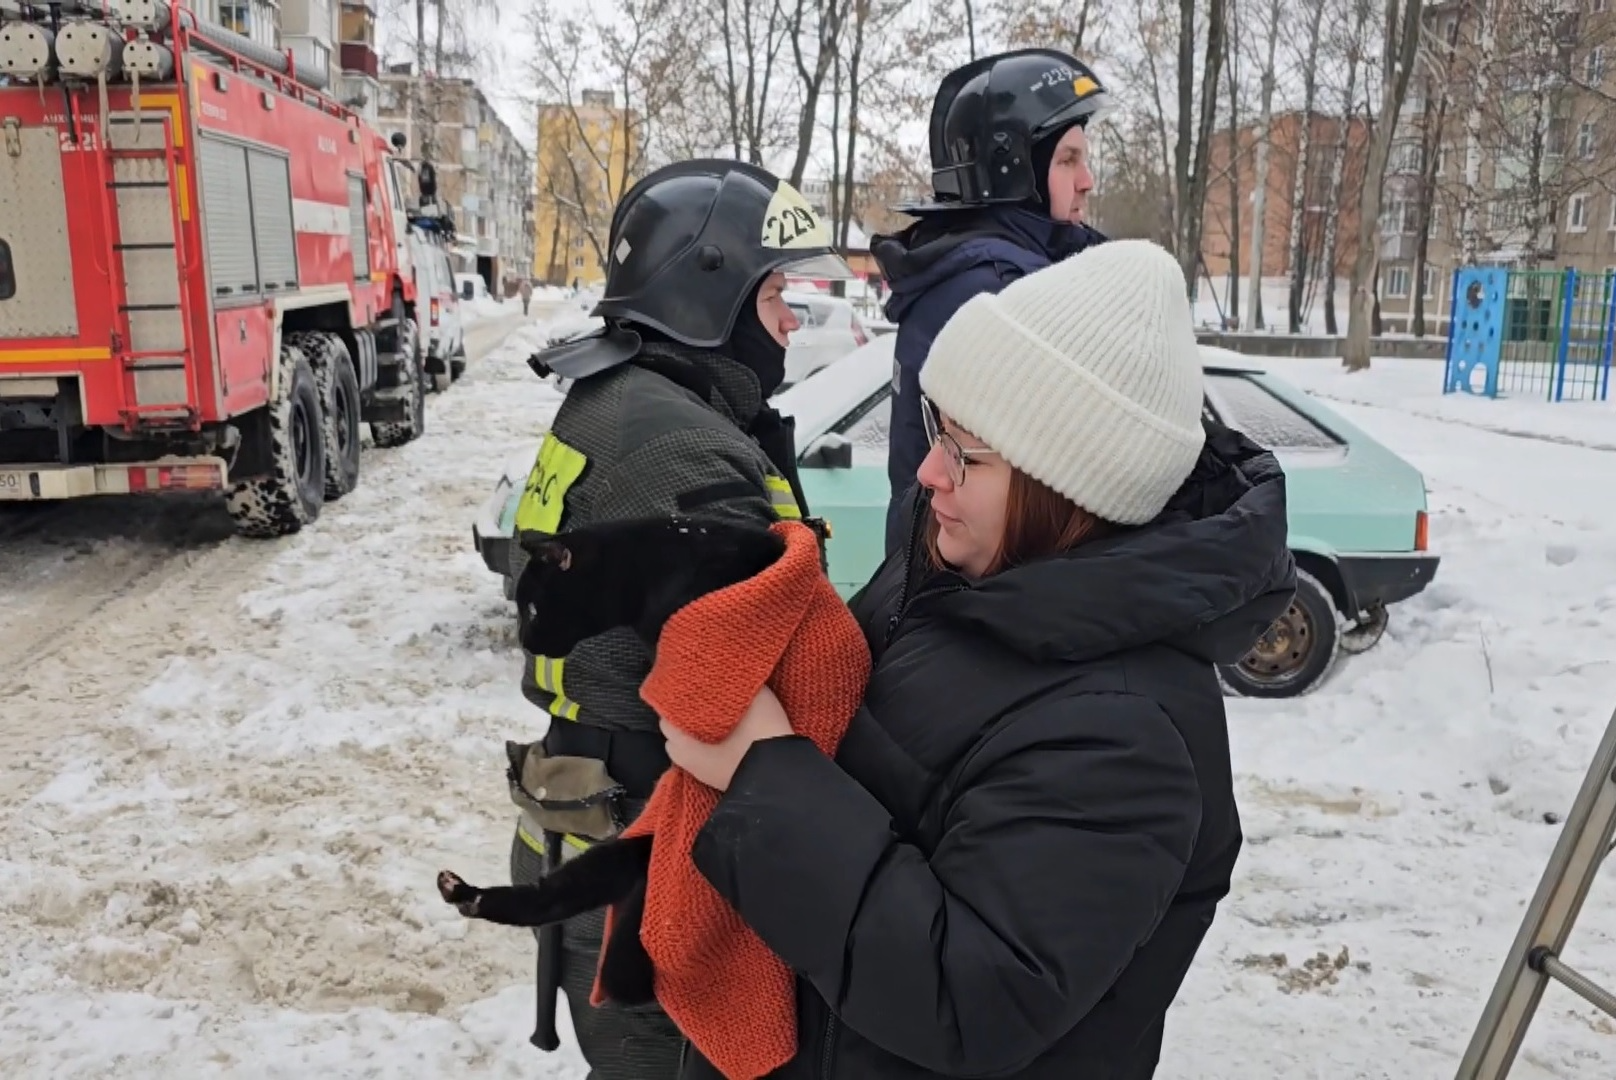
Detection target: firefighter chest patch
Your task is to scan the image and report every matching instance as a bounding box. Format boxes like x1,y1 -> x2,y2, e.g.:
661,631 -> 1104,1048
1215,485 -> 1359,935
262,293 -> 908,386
516,431 -> 589,535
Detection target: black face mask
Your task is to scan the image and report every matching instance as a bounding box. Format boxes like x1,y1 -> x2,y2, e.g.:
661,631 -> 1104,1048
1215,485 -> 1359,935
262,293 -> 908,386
720,300 -> 788,399
1029,121 -> 1082,217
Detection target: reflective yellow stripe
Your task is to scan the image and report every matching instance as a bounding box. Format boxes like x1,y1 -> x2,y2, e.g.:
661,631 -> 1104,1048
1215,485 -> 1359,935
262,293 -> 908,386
515,431 -> 589,535
518,820 -> 593,854
533,654 -> 582,721
764,473 -> 803,520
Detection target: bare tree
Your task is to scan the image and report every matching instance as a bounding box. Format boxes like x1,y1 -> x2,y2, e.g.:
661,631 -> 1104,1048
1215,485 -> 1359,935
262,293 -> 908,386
527,0 -> 704,268
1222,0 -> 1244,325
1243,0 -> 1284,330
1407,8 -> 1462,334
993,0 -> 1104,53
1175,0 -> 1230,291
708,0 -> 794,163
1321,0 -> 1373,334
1509,1 -> 1616,267
1285,0 -> 1328,332
1344,0 -> 1424,372
1457,0 -> 1504,265
783,0 -> 852,187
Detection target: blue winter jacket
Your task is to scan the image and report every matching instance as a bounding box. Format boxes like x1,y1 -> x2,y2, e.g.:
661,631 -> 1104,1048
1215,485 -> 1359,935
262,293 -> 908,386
871,206 -> 1107,554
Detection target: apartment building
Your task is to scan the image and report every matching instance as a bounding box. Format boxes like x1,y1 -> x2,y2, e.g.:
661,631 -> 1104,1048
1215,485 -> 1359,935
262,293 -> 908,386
378,72 -> 536,293
533,90 -> 640,287
207,0 -> 377,118
1378,0 -> 1616,334
1201,111 -> 1371,285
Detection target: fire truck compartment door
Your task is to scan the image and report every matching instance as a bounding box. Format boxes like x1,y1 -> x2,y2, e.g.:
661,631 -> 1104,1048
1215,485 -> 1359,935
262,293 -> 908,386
0,125 -> 79,340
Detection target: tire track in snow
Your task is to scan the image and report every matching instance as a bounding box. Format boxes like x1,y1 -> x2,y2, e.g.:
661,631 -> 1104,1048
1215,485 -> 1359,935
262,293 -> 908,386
1,309 -> 574,1060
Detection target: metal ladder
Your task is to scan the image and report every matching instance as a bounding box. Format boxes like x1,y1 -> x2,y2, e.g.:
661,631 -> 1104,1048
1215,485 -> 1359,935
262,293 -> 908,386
1455,702 -> 1616,1079
93,109 -> 201,427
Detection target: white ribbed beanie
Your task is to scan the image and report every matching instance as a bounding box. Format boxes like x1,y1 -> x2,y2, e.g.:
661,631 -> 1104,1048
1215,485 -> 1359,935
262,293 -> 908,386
917,239 -> 1206,526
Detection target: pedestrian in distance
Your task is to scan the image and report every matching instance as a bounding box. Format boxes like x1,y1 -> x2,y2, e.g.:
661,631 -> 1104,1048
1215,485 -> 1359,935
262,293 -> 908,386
658,239 -> 1298,1079
504,158 -> 853,1080
871,47 -> 1114,555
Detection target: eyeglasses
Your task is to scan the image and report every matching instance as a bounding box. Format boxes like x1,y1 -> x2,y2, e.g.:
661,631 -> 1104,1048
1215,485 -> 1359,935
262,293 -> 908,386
920,393 -> 1000,487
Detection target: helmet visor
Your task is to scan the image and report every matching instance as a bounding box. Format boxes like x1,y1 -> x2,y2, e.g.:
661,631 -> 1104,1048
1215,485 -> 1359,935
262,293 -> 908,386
776,251 -> 858,281
1034,89 -> 1117,138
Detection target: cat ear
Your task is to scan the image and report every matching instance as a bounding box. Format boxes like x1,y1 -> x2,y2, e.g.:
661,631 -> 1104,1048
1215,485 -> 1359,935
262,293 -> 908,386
530,541 -> 573,570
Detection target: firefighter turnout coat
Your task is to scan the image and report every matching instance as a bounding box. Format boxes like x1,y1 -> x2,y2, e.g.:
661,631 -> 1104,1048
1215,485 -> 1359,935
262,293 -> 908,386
510,338 -> 805,851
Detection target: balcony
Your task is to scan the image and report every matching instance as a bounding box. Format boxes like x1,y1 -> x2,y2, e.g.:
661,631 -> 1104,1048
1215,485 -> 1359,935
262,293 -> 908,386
1381,232 -> 1420,261
340,43 -> 379,79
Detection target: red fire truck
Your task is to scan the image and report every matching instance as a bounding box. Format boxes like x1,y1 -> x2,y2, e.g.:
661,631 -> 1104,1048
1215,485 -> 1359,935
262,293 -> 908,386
0,0 -> 425,536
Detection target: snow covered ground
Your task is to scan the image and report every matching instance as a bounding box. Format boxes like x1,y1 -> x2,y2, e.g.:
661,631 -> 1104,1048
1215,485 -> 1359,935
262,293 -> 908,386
1,308 -> 591,1078
4,337 -> 1615,1077
1165,356 -> 1616,1078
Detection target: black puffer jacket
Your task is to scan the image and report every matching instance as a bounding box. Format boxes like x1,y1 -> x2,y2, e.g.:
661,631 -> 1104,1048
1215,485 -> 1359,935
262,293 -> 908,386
687,423 -> 1296,1080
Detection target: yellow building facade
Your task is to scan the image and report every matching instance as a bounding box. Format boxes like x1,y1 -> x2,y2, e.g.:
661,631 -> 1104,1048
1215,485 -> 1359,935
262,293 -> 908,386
533,91 -> 640,287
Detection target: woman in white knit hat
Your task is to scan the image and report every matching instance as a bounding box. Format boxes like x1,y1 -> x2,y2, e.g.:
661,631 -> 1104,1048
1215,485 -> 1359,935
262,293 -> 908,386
663,238 -> 1298,1080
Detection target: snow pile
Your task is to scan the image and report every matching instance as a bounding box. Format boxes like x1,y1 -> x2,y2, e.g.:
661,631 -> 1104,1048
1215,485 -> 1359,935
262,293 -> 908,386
462,294 -> 518,323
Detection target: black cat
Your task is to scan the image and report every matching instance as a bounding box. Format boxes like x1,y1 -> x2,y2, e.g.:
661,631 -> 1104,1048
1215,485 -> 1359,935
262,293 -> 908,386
437,515 -> 785,1005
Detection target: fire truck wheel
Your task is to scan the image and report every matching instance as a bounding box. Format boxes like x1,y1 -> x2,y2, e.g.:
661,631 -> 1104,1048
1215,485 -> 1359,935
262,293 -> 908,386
311,334 -> 363,500
225,347 -> 326,538
372,305 -> 424,448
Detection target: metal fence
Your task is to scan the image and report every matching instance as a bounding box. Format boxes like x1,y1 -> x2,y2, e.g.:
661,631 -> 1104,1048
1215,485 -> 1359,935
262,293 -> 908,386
1445,267 -> 1616,403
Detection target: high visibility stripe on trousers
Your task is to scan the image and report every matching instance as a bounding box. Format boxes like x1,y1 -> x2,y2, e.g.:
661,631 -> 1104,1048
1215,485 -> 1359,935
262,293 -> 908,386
518,818 -> 591,856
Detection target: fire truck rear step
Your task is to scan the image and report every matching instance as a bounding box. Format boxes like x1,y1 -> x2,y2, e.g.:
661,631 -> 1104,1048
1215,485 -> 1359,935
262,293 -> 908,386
104,114 -> 200,425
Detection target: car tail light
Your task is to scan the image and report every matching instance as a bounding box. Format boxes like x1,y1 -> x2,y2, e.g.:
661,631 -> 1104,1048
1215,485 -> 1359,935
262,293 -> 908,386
430,297 -> 440,327
1414,510 -> 1429,552
851,315 -> 868,347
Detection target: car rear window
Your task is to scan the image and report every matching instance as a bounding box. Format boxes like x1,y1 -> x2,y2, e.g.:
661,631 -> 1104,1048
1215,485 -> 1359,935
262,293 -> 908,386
1204,372 -> 1344,450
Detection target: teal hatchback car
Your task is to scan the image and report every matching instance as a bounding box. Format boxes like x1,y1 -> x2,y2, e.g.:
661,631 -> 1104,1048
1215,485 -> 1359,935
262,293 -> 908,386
474,337 -> 1439,698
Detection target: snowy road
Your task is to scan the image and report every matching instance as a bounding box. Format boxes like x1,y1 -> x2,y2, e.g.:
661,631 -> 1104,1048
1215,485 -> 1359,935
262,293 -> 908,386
3,345 -> 1614,1078
2,306 -> 592,1077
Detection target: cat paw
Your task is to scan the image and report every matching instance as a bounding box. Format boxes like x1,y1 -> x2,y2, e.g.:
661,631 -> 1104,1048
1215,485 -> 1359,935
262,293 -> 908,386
437,870 -> 482,916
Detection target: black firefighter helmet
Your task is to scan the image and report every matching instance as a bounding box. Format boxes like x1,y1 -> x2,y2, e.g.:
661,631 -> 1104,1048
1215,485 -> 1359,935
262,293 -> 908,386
591,159 -> 854,348
908,48 -> 1114,212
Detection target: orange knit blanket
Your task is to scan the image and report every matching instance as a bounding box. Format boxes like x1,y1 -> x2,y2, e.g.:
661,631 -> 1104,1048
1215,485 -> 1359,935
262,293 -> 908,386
588,520 -> 872,1080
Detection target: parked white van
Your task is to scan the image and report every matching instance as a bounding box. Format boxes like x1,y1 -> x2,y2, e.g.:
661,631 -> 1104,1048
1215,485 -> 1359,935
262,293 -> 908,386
409,228 -> 467,392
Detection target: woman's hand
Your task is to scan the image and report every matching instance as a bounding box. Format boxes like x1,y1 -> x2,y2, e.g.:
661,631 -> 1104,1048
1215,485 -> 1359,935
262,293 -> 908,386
660,685 -> 793,791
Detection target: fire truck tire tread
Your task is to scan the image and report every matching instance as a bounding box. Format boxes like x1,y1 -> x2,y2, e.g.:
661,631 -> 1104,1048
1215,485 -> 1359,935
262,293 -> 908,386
225,346 -> 326,538
372,306 -> 424,448
297,332 -> 363,500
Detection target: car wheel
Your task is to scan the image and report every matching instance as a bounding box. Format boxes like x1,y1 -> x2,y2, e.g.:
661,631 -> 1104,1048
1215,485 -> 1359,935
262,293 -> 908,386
1218,567 -> 1340,699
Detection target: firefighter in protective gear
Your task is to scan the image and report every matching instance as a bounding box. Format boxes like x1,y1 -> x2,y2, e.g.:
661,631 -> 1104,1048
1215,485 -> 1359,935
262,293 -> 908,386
872,48 -> 1114,554
505,158 -> 853,1080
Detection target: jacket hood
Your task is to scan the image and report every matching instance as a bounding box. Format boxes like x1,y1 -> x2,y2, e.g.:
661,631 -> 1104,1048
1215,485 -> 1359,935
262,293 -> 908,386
931,422 -> 1297,666
872,206 -> 1102,323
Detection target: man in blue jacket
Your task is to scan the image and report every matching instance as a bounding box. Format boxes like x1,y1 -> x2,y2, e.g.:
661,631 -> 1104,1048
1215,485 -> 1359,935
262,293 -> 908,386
872,48 -> 1115,553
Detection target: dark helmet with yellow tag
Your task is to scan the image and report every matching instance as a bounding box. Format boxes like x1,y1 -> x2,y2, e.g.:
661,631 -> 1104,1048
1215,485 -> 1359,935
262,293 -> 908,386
592,159 -> 854,348
912,48 -> 1114,211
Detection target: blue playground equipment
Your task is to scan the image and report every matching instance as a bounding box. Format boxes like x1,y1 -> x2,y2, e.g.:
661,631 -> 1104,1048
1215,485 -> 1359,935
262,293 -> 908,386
1444,266 -> 1616,402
